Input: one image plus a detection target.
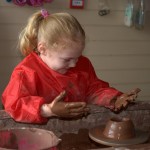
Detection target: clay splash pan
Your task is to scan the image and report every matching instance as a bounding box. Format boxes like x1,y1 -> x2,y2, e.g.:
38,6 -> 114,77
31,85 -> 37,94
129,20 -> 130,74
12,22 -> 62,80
0,127 -> 61,150
89,117 -> 149,147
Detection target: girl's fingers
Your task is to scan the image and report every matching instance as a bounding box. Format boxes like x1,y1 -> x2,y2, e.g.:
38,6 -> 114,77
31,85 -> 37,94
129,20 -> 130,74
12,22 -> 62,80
132,88 -> 141,94
68,111 -> 89,118
53,91 -> 66,103
123,100 -> 128,107
64,102 -> 89,113
127,88 -> 141,96
114,89 -> 141,112
67,102 -> 86,109
126,94 -> 137,102
69,107 -> 90,113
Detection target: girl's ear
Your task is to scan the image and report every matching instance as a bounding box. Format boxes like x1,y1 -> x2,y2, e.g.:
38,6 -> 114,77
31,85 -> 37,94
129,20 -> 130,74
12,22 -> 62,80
37,42 -> 47,55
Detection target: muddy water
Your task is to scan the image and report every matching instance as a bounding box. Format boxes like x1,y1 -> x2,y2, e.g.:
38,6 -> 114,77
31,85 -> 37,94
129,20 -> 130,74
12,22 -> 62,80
58,128 -> 109,150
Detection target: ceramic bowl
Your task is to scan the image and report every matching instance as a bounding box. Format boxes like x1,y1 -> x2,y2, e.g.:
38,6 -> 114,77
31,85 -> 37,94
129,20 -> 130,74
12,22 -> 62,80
103,117 -> 135,140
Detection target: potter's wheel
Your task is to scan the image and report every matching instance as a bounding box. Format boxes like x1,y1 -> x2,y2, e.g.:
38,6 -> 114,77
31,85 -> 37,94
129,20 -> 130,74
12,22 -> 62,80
89,126 -> 150,147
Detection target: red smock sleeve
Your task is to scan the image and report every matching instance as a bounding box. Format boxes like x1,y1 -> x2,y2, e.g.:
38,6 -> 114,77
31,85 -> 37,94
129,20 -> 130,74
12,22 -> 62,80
85,60 -> 122,109
2,70 -> 48,124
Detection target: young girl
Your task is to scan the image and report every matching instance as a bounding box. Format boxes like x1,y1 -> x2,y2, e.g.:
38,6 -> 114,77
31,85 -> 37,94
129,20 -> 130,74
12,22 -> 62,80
2,9 -> 140,124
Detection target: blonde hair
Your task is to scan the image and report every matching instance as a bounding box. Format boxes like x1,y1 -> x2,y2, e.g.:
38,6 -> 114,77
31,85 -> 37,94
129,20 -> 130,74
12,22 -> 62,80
19,10 -> 85,56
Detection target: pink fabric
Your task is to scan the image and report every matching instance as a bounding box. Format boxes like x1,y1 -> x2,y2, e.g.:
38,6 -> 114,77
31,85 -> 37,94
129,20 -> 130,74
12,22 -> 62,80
13,0 -> 26,6
2,52 -> 122,124
12,0 -> 53,6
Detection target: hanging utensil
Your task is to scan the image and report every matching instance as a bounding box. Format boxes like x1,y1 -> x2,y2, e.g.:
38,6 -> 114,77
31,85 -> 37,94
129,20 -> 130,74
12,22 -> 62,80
124,0 -> 134,27
134,0 -> 145,30
98,0 -> 110,16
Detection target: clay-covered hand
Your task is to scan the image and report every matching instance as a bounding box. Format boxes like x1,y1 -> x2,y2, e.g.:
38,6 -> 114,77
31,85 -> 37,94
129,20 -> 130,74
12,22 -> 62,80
41,91 -> 90,118
114,88 -> 141,112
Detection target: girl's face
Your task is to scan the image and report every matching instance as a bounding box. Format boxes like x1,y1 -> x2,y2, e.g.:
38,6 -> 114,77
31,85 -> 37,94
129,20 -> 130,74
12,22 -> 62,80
39,44 -> 84,74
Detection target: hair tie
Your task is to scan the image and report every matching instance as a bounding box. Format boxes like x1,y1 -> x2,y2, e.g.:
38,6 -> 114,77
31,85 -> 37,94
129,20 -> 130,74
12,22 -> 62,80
41,9 -> 49,18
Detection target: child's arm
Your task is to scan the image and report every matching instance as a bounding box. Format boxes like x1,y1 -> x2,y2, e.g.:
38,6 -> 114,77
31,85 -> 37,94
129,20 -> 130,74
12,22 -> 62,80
2,70 -> 48,124
85,59 -> 123,109
85,59 -> 141,111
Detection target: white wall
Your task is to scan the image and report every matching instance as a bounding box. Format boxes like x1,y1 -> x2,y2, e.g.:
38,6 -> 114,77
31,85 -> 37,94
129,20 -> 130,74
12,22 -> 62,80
0,0 -> 150,106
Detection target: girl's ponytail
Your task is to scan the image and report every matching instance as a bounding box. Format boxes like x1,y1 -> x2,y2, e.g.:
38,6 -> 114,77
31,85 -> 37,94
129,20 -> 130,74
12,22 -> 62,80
19,12 -> 43,56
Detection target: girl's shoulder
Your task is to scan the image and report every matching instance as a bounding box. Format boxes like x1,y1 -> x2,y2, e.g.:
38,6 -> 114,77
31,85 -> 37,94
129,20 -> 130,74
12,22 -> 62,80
76,55 -> 93,71
12,52 -> 42,74
78,55 -> 91,64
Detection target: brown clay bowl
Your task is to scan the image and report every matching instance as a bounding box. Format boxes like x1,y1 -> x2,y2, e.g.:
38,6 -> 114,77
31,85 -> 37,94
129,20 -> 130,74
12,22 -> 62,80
103,117 -> 135,140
